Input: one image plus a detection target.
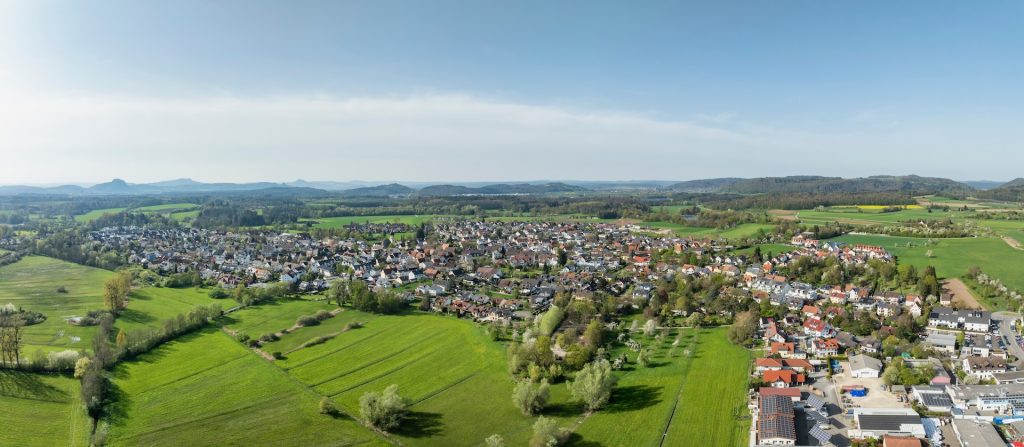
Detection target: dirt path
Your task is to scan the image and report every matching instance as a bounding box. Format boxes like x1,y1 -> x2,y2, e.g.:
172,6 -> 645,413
1002,236 -> 1023,250
942,278 -> 983,310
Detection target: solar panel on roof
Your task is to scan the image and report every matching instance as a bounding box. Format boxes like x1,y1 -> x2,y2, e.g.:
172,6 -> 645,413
809,425 -> 832,445
805,395 -> 827,412
807,410 -> 827,424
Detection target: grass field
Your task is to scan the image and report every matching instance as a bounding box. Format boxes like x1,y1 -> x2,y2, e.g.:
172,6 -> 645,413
664,327 -> 752,447
302,215 -> 445,229
115,287 -> 220,333
642,222 -> 775,240
133,203 -> 199,213
0,256 -> 112,353
833,234 -> 1024,293
74,207 -> 127,222
222,298 -> 336,339
0,370 -> 91,447
104,329 -> 388,447
277,311 -> 564,446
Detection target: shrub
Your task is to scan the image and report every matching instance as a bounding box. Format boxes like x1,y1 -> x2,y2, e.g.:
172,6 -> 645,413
296,315 -> 320,327
319,396 -> 338,415
208,287 -> 230,299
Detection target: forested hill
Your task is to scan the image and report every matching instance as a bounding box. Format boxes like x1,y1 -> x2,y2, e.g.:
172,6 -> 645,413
415,182 -> 587,196
668,175 -> 973,195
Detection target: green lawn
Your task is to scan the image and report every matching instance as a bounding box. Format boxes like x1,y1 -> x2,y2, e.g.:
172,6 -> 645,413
0,256 -> 113,353
0,371 -> 92,447
833,234 -> 1024,293
104,329 -> 388,447
74,207 -> 127,222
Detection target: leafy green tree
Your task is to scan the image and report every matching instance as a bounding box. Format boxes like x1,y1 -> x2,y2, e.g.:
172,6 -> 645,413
485,434 -> 507,447
530,416 -> 563,447
728,310 -> 758,345
359,385 -> 408,431
569,359 -> 617,411
512,379 -> 550,416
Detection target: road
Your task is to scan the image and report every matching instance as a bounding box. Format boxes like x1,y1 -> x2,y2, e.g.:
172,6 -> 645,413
994,311 -> 1024,367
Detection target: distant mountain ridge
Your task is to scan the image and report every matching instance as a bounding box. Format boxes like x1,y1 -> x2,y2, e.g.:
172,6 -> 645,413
668,175 -> 973,195
0,175 -> 989,197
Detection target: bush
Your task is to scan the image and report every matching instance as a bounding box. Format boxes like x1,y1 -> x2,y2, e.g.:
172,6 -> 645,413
530,416 -> 565,447
56,286 -> 68,294
208,287 -> 230,299
314,310 -> 333,321
258,333 -> 279,343
319,396 -> 338,415
538,306 -> 565,336
512,379 -> 550,416
296,315 -> 320,327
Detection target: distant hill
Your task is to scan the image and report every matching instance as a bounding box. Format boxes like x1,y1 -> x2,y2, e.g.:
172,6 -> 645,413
666,178 -> 744,193
0,179 -> 313,196
962,180 -> 1006,190
973,178 -> 1024,202
338,183 -> 415,197
416,182 -> 586,196
679,175 -> 974,195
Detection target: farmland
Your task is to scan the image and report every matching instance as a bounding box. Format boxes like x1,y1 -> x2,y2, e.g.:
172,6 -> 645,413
115,287 -> 220,333
0,256 -> 112,353
0,371 -> 91,447
302,215 -> 444,228
104,328 -> 388,447
642,222 -> 775,240
276,311 -> 566,446
831,234 -> 1024,292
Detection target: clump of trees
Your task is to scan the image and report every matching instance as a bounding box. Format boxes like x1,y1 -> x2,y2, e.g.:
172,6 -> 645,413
296,310 -> 333,327
727,310 -> 758,346
329,279 -> 406,315
232,282 -> 289,307
359,384 -> 409,431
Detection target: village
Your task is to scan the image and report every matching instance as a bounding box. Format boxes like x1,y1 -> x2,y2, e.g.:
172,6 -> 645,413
83,220 -> 1024,447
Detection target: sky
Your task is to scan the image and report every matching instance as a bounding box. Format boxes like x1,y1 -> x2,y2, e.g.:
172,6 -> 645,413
0,0 -> 1022,185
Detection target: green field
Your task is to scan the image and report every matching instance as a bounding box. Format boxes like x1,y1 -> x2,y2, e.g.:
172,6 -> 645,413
133,203 -> 199,213
277,311 -> 561,446
664,327 -> 752,446
104,329 -> 387,447
0,256 -> 112,353
833,234 -> 1024,292
728,243 -> 793,257
116,287 -> 220,333
642,222 -> 775,240
796,208 -> 959,226
74,207 -> 127,222
302,215 -> 445,229
0,371 -> 92,446
223,298 -> 336,338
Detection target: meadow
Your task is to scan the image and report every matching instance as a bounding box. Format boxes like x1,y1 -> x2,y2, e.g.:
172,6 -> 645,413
0,256 -> 112,353
74,207 -> 127,222
663,327 -> 752,447
642,222 -> 776,240
115,287 -> 220,333
0,370 -> 92,447
103,329 -> 388,447
276,311 -> 562,446
302,215 -> 444,229
832,234 -> 1024,293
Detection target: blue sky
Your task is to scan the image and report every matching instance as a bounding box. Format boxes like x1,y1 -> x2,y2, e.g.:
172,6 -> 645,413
0,0 -> 1021,184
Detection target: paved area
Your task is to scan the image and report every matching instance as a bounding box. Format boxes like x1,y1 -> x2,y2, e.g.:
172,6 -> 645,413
995,312 -> 1024,368
831,361 -> 904,409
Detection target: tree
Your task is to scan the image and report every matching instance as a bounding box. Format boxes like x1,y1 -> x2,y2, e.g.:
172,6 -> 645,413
115,329 -> 128,350
319,396 -> 338,415
512,379 -> 550,416
485,434 -> 507,447
636,348 -> 650,368
74,357 -> 92,378
569,359 -> 617,412
530,416 -> 563,447
327,280 -> 349,307
728,310 -> 758,345
359,385 -> 408,431
103,272 -> 131,314
642,319 -> 657,337
582,319 -> 603,349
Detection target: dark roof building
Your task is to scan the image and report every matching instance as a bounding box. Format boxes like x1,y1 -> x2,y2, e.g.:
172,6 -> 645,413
758,394 -> 797,445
